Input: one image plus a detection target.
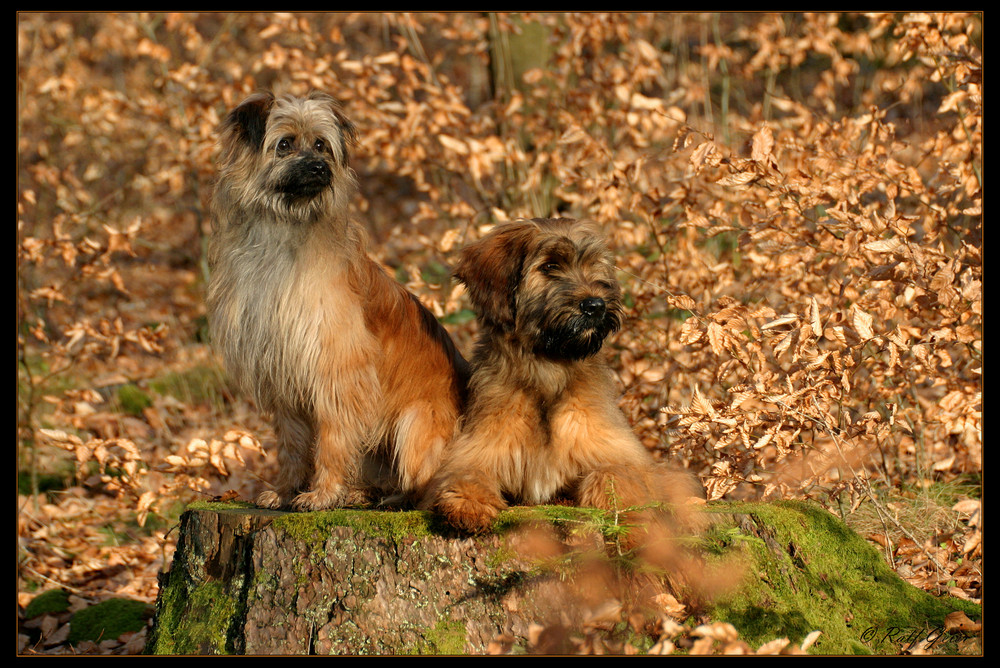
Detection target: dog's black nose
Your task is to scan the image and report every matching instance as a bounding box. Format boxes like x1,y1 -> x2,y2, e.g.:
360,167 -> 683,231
579,297 -> 606,318
308,160 -> 330,178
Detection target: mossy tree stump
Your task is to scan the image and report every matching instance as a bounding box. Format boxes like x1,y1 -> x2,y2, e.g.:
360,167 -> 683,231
146,501 -> 980,655
704,501 -> 980,654
146,503 -> 593,655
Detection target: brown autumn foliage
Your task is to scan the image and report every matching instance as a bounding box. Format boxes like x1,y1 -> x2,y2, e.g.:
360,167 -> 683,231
17,12 -> 980,655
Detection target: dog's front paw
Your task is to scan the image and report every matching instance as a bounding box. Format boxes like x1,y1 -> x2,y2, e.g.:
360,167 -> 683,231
437,491 -> 504,534
256,489 -> 287,510
290,485 -> 347,512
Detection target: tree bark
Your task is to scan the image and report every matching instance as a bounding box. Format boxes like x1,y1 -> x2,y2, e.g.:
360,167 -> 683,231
146,500 -> 981,655
145,503 -> 597,655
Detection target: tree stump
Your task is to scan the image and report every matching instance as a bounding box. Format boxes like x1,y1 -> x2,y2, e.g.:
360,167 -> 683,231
145,503 -> 607,655
146,501 -> 980,655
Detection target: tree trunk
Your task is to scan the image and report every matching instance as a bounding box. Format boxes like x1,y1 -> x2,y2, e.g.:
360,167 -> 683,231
145,503 -> 600,655
146,500 -> 980,655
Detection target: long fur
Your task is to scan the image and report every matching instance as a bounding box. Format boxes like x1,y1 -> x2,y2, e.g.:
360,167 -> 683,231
207,91 -> 469,510
423,218 -> 703,534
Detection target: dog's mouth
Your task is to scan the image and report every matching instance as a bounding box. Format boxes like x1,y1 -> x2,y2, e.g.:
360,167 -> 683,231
535,326 -> 609,360
274,157 -> 333,202
532,297 -> 621,360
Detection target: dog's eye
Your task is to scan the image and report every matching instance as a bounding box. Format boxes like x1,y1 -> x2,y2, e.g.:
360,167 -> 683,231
277,137 -> 293,152
313,138 -> 326,152
540,262 -> 561,274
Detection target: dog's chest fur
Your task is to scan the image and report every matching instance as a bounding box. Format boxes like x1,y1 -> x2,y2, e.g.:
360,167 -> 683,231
476,358 -> 605,502
208,222 -> 374,414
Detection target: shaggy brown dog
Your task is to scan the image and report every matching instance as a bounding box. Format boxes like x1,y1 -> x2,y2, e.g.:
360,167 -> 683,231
206,91 -> 468,510
425,218 -> 702,534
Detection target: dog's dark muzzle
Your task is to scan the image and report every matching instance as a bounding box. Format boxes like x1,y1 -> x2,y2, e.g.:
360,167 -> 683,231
276,157 -> 333,201
533,296 -> 621,360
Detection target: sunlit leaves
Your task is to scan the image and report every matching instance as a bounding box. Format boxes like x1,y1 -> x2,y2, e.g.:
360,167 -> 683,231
17,12 -> 982,653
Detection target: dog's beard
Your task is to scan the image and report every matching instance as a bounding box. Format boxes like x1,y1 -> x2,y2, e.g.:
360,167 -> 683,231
525,296 -> 621,361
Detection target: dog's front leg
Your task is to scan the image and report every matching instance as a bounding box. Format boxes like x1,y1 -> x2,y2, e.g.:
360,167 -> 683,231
424,416 -> 535,533
290,365 -> 378,511
257,411 -> 315,509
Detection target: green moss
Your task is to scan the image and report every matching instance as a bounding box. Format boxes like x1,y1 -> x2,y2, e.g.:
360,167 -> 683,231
271,508 -> 437,545
24,588 -> 71,619
186,500 -> 259,512
179,501 -> 621,546
493,505 -> 599,534
146,576 -> 243,655
493,503 -> 692,557
145,504 -> 259,654
184,501 -> 439,546
115,383 -> 153,416
706,501 -> 981,655
68,598 -> 153,645
416,619 -> 468,655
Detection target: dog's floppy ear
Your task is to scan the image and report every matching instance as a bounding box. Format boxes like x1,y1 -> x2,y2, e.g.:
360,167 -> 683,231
454,220 -> 539,326
219,91 -> 275,155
